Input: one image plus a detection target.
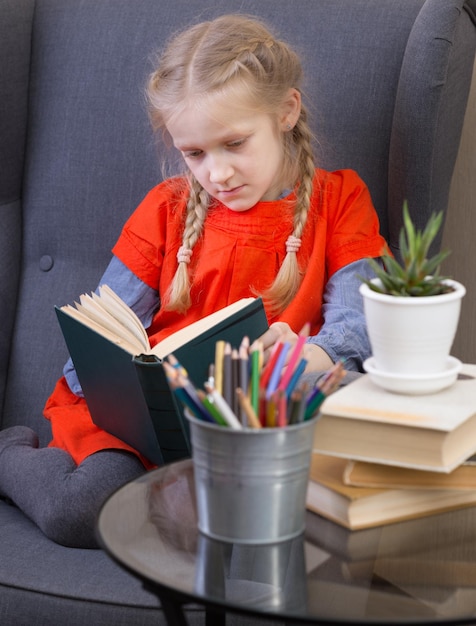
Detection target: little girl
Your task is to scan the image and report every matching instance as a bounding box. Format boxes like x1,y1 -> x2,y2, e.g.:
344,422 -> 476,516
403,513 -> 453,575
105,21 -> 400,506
0,14 -> 386,548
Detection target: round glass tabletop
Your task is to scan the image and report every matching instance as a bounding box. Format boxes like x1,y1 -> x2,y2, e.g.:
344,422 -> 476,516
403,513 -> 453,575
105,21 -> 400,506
98,458 -> 476,624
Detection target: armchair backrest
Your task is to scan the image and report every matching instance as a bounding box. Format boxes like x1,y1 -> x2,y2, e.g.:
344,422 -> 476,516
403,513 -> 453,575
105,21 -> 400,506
1,0 -> 475,442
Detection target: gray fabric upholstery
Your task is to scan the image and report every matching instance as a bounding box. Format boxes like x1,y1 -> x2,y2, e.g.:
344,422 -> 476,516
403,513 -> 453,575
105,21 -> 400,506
0,502 -> 162,625
0,0 -> 31,423
388,0 -> 476,249
0,0 -> 474,623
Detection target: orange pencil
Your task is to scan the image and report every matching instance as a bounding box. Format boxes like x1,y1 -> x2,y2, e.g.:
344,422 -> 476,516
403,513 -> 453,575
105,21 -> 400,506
236,387 -> 261,428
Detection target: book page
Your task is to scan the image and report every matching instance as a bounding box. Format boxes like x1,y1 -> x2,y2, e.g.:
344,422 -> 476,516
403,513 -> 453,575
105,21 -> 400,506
151,297 -> 257,358
76,293 -> 147,353
60,287 -> 150,355
96,285 -> 150,350
60,304 -> 141,354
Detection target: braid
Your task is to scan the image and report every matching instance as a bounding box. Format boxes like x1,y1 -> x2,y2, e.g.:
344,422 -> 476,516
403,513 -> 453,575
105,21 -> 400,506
165,176 -> 209,313
293,108 -> 316,239
262,106 -> 316,315
217,38 -> 276,85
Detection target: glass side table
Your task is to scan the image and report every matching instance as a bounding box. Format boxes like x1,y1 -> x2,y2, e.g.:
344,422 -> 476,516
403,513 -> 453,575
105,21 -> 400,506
98,458 -> 476,625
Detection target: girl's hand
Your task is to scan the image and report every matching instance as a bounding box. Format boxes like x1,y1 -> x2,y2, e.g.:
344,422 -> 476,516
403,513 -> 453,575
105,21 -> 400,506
256,322 -> 298,365
254,322 -> 334,372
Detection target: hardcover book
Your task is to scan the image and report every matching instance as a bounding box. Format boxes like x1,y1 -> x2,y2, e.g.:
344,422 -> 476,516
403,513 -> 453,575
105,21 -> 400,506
343,455 -> 476,491
306,454 -> 476,530
56,286 -> 268,465
313,365 -> 476,472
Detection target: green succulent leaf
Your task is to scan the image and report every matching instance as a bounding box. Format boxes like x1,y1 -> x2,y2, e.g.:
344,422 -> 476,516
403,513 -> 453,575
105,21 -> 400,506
381,255 -> 405,278
359,201 -> 453,297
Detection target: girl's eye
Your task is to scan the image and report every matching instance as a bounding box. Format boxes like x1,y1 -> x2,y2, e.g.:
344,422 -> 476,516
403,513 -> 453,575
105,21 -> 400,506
183,150 -> 203,159
227,138 -> 246,149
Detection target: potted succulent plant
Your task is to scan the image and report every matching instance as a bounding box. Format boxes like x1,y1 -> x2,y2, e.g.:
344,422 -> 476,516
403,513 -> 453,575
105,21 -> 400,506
359,203 -> 465,394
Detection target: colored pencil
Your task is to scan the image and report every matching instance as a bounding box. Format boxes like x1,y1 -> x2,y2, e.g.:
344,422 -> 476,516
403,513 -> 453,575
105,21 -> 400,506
204,383 -> 242,429
236,387 -> 261,428
266,342 -> 290,399
214,340 -> 225,395
278,323 -> 310,392
250,341 -> 263,414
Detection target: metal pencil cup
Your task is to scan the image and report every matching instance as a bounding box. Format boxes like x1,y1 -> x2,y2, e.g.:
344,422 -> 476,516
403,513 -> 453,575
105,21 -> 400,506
186,413 -> 317,544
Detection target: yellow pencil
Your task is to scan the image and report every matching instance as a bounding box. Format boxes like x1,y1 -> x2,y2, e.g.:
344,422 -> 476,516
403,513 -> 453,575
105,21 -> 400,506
214,340 -> 225,395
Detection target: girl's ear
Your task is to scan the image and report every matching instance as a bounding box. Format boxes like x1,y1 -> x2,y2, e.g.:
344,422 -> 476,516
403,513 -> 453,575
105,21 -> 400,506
279,88 -> 301,131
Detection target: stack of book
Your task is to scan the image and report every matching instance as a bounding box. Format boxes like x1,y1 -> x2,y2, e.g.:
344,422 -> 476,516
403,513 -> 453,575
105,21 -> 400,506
305,367 -> 476,614
306,364 -> 476,530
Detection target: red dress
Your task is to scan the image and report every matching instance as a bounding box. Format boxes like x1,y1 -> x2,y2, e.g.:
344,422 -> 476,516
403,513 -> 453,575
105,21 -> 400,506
44,169 -> 387,468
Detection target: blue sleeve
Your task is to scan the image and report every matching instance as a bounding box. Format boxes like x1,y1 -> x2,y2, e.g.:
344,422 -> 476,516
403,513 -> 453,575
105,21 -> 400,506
306,258 -> 379,372
63,256 -> 160,396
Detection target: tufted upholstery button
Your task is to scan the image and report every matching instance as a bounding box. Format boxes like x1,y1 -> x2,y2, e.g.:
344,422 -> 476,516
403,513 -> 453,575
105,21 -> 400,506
39,255 -> 54,271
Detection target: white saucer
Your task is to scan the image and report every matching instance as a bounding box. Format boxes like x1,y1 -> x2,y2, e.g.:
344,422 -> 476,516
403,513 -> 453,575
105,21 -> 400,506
363,356 -> 462,395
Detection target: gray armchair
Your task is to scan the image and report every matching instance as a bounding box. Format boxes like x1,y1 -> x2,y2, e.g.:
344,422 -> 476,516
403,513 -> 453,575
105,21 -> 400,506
1,0 -> 475,623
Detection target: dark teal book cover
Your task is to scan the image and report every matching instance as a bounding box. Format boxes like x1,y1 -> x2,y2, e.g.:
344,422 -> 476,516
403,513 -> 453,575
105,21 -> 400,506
55,297 -> 268,465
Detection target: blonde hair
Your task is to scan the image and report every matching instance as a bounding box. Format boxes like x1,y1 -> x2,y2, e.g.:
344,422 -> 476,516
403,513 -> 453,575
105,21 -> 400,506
147,14 -> 316,314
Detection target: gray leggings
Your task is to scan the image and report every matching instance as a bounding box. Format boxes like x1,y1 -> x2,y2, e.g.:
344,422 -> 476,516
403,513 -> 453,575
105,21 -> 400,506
0,426 -> 146,548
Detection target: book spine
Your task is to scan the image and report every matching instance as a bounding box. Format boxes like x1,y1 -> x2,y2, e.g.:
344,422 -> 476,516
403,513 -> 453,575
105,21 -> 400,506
134,356 -> 191,463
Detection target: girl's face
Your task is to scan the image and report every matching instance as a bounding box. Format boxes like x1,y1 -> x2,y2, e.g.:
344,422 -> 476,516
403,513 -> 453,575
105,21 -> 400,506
166,95 -> 298,212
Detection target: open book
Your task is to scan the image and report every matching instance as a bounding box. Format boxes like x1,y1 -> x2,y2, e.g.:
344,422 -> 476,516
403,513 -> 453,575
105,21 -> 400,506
56,287 -> 268,465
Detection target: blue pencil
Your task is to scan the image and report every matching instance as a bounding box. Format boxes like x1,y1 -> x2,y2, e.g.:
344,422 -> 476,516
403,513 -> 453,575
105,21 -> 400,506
284,357 -> 308,398
173,386 -> 216,423
266,342 -> 290,399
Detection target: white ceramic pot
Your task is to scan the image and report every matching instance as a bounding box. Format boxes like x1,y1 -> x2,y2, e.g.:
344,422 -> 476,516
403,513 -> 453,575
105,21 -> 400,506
359,278 -> 466,376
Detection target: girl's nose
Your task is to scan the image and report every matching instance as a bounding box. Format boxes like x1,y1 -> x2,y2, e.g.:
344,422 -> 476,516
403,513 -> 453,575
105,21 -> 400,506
208,156 -> 233,185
